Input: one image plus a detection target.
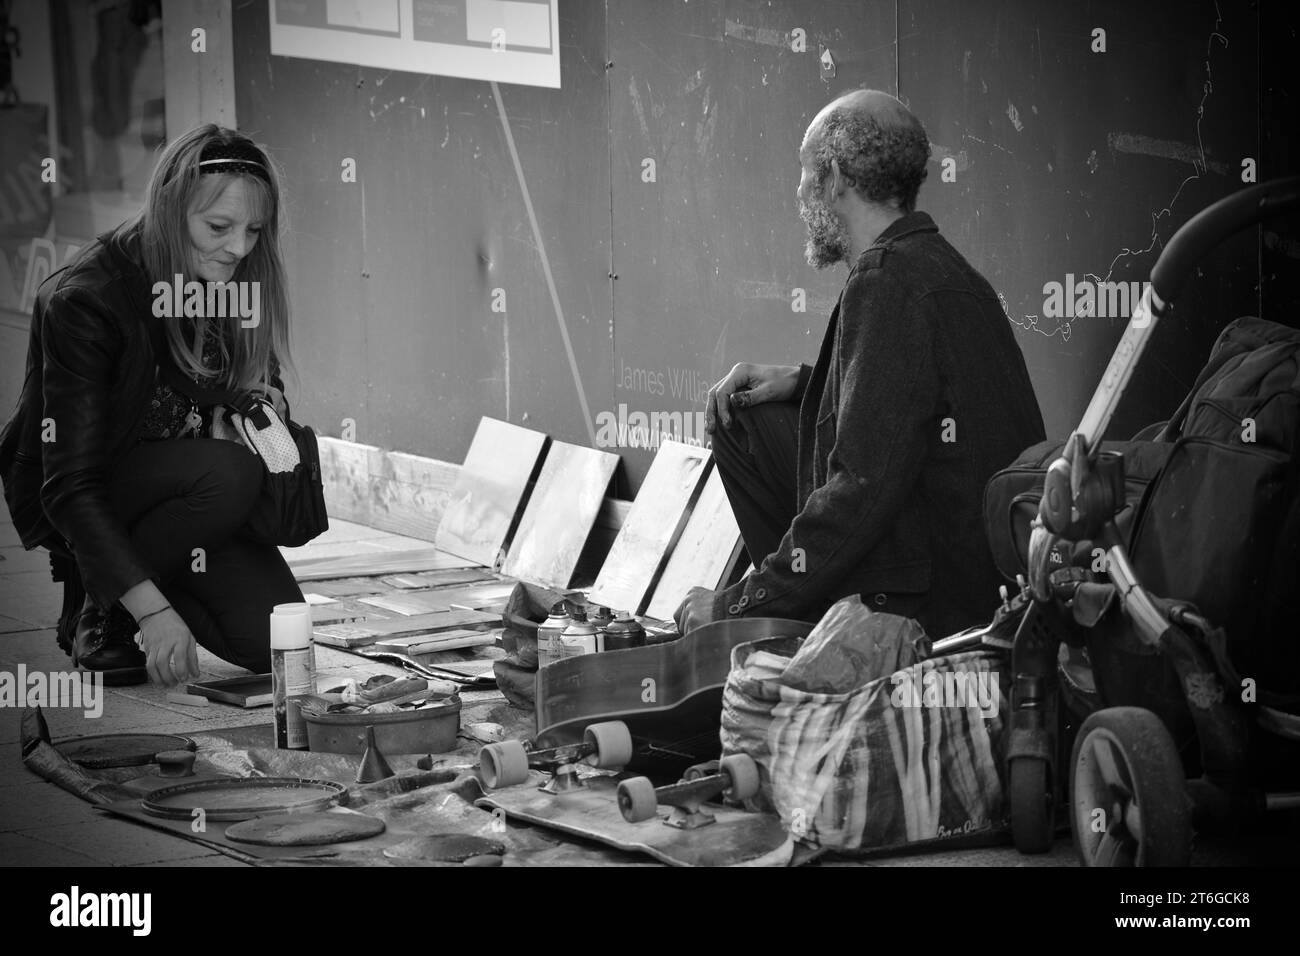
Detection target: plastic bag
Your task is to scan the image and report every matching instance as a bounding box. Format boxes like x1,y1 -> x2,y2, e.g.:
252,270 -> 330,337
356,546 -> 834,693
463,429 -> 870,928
720,597 -> 1010,853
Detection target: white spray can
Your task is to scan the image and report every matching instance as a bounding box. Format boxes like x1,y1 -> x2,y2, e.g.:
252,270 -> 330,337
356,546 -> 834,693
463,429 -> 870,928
270,602 -> 316,750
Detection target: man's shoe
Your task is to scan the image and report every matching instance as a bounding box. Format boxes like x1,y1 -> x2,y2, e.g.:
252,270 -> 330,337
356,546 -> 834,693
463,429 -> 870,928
72,600 -> 147,686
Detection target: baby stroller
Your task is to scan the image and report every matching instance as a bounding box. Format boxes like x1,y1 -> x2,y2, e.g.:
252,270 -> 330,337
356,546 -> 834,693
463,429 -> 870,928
988,177 -> 1300,865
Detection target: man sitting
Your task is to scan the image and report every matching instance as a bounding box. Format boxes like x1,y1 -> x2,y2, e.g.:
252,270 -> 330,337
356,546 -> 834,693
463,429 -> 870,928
675,89 -> 1045,638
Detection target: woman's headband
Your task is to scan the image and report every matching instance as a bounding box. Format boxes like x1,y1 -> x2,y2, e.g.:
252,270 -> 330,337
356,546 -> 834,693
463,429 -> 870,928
198,143 -> 272,183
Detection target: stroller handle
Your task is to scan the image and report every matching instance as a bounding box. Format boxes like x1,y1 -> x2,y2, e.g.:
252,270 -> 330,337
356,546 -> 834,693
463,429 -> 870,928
1037,176 -> 1300,595
1151,176 -> 1300,305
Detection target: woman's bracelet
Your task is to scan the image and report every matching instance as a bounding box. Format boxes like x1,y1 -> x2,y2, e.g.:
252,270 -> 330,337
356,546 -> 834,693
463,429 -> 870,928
136,605 -> 172,627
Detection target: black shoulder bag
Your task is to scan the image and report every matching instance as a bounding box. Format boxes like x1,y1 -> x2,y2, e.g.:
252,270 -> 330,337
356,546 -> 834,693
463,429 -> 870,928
148,324 -> 329,548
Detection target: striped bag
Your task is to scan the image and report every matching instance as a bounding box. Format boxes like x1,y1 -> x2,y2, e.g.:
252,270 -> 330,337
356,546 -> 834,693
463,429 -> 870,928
721,639 -> 1011,853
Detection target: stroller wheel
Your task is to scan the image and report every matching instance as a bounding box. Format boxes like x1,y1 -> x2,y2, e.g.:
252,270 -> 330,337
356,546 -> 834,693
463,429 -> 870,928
1070,707 -> 1191,867
1009,757 -> 1055,854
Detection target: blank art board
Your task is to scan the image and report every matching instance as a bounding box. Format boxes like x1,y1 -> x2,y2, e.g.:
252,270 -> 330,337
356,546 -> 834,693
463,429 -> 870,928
645,465 -> 743,621
501,441 -> 619,589
435,417 -> 549,568
588,440 -> 711,614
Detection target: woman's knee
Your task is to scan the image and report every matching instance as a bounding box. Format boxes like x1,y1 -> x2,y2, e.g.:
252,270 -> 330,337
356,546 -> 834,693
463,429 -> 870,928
194,440 -> 264,511
225,640 -> 272,674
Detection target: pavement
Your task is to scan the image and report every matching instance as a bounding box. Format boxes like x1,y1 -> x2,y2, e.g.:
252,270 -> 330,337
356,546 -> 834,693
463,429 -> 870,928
0,507 -> 1100,867
0,516 -> 445,867
15,504 -> 1299,868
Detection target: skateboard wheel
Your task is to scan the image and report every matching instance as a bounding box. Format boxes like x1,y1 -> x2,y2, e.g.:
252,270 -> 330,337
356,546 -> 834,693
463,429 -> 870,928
617,776 -> 659,823
584,721 -> 633,769
683,760 -> 720,781
720,753 -> 760,802
479,740 -> 530,789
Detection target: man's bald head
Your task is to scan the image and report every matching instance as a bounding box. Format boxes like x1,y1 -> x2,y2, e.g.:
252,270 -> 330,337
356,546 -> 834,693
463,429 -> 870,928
802,90 -> 930,213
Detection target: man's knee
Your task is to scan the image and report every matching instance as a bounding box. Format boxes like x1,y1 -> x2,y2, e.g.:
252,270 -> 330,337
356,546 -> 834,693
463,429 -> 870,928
709,407 -> 751,468
711,401 -> 798,474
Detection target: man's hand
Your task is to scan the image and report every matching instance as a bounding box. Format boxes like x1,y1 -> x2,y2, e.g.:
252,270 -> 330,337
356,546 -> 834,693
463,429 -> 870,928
705,364 -> 802,433
673,586 -> 723,635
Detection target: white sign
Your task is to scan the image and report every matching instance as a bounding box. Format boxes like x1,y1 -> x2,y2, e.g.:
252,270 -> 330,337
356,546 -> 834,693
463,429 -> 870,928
270,0 -> 560,88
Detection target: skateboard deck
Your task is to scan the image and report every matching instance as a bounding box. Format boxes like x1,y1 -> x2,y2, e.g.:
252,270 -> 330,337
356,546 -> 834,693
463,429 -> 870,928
474,772 -> 794,867
535,617 -> 812,777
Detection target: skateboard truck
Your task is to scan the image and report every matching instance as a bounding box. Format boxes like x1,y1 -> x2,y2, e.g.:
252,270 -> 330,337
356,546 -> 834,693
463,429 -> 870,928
616,754 -> 760,829
478,721 -> 633,793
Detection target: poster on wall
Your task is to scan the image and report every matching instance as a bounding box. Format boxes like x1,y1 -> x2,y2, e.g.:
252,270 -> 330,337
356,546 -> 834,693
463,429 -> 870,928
269,0 -> 560,88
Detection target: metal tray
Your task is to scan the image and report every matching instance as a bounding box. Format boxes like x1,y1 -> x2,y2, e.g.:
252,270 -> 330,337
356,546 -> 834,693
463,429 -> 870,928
304,696 -> 462,755
141,777 -> 347,821
55,733 -> 196,769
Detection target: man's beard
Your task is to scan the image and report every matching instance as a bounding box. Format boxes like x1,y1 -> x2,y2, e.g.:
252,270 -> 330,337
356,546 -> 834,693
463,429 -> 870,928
799,196 -> 850,269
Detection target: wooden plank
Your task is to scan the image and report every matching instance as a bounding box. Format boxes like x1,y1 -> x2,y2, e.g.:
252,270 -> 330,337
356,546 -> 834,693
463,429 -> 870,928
502,441 -> 619,589
319,436 -> 638,556
309,600 -> 373,626
391,569 -> 500,589
379,573 -> 438,590
313,609 -> 501,648
589,441 -> 711,614
358,582 -> 517,616
298,577 -> 390,598
318,437 -> 458,542
288,548 -> 481,582
372,629 -> 498,655
645,467 -> 744,620
435,417 -> 549,567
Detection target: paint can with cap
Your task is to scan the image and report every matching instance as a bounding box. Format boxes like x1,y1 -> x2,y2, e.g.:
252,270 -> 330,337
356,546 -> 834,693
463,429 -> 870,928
588,605 -> 613,652
536,601 -> 572,669
603,613 -> 646,651
270,602 -> 317,750
559,607 -> 599,658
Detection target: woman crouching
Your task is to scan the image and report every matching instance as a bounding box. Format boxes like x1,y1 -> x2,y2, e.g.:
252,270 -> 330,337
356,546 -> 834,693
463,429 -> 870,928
0,124 -> 306,686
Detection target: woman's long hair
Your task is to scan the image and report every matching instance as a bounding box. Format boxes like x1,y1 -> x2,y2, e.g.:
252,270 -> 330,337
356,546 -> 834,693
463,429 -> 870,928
121,124 -> 294,394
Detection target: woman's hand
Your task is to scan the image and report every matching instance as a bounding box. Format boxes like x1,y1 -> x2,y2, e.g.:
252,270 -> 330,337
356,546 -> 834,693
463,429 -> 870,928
705,363 -> 801,433
138,608 -> 201,686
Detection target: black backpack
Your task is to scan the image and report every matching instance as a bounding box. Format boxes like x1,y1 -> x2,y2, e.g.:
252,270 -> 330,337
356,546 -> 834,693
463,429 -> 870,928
985,316 -> 1300,704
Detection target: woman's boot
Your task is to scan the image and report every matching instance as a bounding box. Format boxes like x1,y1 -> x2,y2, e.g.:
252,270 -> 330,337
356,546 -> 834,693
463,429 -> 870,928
71,596 -> 147,686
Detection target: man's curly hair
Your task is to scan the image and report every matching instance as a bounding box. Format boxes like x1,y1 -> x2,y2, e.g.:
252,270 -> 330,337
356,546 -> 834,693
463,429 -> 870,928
811,106 -> 931,212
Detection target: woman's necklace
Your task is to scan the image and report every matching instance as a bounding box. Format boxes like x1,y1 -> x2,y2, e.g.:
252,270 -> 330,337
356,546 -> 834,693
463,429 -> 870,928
175,317 -> 214,439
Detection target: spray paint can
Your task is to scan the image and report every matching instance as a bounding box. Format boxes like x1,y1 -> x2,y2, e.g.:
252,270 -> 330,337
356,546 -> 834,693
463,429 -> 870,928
559,607 -> 599,658
603,613 -> 647,651
536,601 -> 572,669
270,602 -> 317,750
589,605 -> 613,652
